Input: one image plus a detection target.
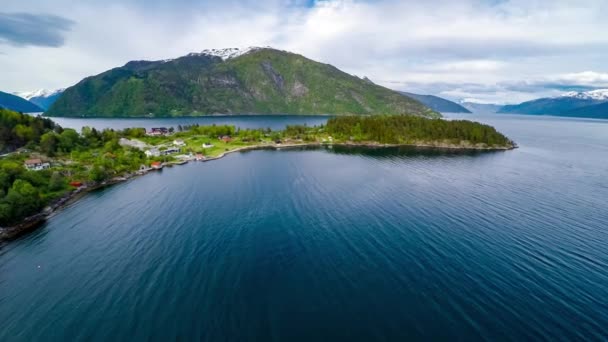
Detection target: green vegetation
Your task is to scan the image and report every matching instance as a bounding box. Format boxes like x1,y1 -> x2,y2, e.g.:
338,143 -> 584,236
0,108 -> 56,153
325,115 -> 515,148
0,109 -> 513,228
46,48 -> 438,118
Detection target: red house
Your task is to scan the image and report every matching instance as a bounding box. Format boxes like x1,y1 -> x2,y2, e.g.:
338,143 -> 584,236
151,161 -> 163,170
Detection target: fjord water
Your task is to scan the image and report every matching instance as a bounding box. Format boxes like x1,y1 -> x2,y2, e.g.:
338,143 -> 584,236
50,114 -> 330,131
1,114 -> 608,341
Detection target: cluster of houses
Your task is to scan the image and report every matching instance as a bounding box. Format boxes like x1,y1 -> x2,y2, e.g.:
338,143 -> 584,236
140,132 -> 238,168
144,139 -> 186,157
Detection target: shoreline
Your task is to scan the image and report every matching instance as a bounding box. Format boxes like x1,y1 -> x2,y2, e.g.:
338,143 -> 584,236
0,141 -> 514,243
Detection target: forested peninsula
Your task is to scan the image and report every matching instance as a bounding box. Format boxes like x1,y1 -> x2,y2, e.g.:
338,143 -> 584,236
0,109 -> 514,240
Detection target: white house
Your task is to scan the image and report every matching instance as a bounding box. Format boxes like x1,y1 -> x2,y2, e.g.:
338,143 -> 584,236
202,143 -> 214,148
24,159 -> 50,171
173,139 -> 186,146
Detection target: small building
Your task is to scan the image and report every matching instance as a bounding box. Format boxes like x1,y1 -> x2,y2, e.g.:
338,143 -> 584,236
24,159 -> 50,171
195,153 -> 205,161
219,135 -> 232,143
173,139 -> 186,146
202,142 -> 214,148
148,127 -> 168,136
151,161 -> 163,170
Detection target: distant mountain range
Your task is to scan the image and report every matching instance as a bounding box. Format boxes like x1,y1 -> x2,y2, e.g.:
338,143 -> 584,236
459,101 -> 502,114
400,92 -> 471,113
15,88 -> 65,110
46,47 -> 438,118
498,89 -> 608,118
0,91 -> 43,113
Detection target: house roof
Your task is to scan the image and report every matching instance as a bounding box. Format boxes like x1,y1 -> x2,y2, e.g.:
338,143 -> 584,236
151,161 -> 162,166
25,158 -> 42,165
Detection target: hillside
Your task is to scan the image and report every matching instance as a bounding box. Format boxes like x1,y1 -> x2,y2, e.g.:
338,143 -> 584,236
0,91 -> 43,113
46,48 -> 438,118
400,92 -> 471,113
562,102 -> 608,119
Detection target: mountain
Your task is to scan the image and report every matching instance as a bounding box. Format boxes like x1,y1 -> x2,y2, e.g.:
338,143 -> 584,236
46,47 -> 438,118
459,101 -> 502,114
562,101 -> 608,119
498,89 -> 608,116
0,91 -> 43,113
15,88 -> 65,110
400,92 -> 471,113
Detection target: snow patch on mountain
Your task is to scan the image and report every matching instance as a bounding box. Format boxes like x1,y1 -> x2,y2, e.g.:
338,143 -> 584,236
559,89 -> 608,100
15,88 -> 65,101
187,47 -> 266,60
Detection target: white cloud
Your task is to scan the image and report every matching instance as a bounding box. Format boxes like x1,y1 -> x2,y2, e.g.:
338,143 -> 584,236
0,0 -> 607,103
552,71 -> 608,86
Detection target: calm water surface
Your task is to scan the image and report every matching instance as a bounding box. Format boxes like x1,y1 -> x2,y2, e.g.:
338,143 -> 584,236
1,114 -> 607,341
50,115 -> 329,131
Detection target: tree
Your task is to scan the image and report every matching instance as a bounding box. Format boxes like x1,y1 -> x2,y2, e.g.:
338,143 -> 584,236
49,171 -> 66,192
5,179 -> 41,220
40,132 -> 60,156
59,129 -> 80,152
89,165 -> 108,182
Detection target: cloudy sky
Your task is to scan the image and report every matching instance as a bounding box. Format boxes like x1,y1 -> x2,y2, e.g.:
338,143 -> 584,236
1,0 -> 607,104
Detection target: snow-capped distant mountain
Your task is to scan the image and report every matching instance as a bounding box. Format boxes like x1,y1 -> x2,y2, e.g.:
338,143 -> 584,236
498,89 -> 608,118
559,89 -> 608,101
14,88 -> 65,110
15,88 -> 63,101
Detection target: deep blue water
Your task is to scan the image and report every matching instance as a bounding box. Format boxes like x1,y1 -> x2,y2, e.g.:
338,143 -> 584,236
1,114 -> 608,341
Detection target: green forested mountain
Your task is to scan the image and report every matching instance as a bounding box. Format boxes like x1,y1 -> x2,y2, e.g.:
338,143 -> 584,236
46,48 -> 438,118
0,91 -> 43,113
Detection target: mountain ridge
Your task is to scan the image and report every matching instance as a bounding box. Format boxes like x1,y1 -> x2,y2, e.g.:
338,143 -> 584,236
46,48 -> 438,118
400,92 -> 471,113
498,89 -> 608,117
